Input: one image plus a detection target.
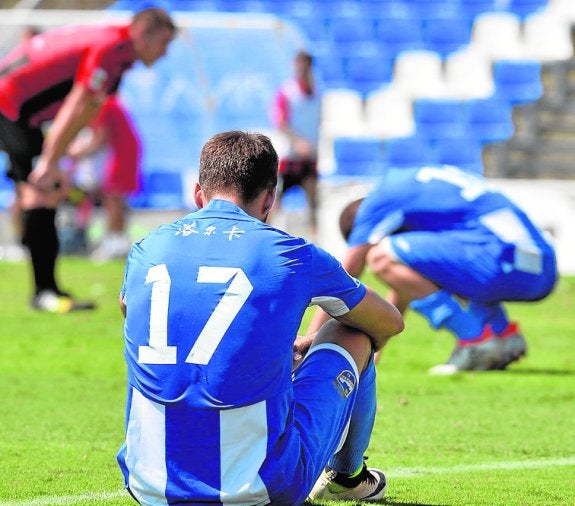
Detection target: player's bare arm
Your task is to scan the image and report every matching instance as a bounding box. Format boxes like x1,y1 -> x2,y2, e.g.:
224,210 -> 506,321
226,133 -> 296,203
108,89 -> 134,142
29,84 -> 103,189
336,287 -> 404,352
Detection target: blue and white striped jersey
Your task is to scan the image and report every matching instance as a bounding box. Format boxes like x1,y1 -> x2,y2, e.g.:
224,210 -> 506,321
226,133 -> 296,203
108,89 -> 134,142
117,199 -> 366,504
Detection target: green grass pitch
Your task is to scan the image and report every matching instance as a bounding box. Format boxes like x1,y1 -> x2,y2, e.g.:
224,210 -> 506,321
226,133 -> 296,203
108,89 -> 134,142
0,258 -> 573,505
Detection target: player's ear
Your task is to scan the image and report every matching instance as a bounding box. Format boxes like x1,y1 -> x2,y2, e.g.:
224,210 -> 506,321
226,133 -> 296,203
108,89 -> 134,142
194,182 -> 207,209
262,186 -> 276,217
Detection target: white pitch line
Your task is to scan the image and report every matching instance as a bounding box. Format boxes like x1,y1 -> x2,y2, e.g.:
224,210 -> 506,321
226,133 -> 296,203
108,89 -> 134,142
1,457 -> 574,505
386,456 -> 575,478
0,490 -> 127,506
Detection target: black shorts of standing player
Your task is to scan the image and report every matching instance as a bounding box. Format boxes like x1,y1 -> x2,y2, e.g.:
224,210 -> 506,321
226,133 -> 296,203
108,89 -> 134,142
0,112 -> 43,183
278,158 -> 318,195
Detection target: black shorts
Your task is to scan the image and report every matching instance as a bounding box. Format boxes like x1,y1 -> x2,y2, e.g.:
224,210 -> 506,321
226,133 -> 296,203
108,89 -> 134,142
279,158 -> 318,194
0,113 -> 43,182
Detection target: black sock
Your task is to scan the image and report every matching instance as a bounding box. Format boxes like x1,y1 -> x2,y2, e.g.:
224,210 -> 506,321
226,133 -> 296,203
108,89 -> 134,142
21,207 -> 60,295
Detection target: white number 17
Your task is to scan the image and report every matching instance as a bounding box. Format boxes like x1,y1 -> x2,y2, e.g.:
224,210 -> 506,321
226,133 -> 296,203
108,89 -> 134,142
138,264 -> 253,365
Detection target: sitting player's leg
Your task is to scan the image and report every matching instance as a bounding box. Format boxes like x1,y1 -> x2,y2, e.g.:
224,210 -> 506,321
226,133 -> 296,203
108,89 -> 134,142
297,321 -> 387,503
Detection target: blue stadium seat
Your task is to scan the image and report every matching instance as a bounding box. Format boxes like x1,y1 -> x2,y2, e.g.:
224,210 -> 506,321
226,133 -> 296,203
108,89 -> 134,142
433,136 -> 484,174
413,98 -> 467,140
328,17 -> 377,58
0,156 -> 15,211
314,53 -> 348,90
463,97 -> 515,144
333,137 -> 386,176
136,170 -> 185,209
344,53 -> 394,97
407,0 -> 462,20
506,0 -> 548,19
216,0 -> 269,13
492,59 -> 544,105
382,135 -> 436,168
373,14 -> 424,58
362,1 -> 415,19
168,0 -> 220,11
459,0 -> 500,19
422,15 -> 473,59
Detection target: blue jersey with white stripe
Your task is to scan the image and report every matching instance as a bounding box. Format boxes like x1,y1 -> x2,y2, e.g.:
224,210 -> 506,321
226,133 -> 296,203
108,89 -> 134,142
348,166 -> 556,301
118,199 -> 366,504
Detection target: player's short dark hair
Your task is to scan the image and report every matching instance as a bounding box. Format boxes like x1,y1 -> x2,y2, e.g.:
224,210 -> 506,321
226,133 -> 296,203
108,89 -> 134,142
339,198 -> 364,241
199,131 -> 278,203
133,7 -> 177,35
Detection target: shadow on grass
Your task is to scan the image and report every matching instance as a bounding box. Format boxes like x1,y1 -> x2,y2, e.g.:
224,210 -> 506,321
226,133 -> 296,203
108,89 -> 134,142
506,368 -> 575,376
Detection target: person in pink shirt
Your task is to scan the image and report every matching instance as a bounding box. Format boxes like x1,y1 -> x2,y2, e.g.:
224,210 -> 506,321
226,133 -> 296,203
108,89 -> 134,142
271,50 -> 322,240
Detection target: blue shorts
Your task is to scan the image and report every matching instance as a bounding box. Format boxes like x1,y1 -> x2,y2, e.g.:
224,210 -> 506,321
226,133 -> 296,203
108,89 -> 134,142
389,229 -> 557,303
260,343 -> 360,504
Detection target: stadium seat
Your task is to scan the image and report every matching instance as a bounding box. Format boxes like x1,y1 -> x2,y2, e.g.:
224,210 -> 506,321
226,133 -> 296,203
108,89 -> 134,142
407,0 -> 462,19
365,86 -> 416,138
382,135 -> 436,168
463,97 -> 515,144
321,88 -> 365,137
433,136 -> 485,174
137,170 -> 185,209
506,0 -> 549,19
216,0 -> 269,13
314,53 -> 348,90
549,0 -> 575,23
459,0 -> 500,19
522,11 -> 574,62
0,158 -> 15,211
333,137 -> 386,176
422,15 -> 473,59
492,59 -> 544,105
328,17 -> 377,58
444,47 -> 495,99
393,50 -> 447,98
344,53 -> 394,97
413,98 -> 467,140
373,14 -> 424,58
471,11 -> 525,60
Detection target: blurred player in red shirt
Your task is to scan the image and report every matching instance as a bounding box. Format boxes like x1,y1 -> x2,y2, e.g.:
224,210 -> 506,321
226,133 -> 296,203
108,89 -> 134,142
0,7 -> 175,312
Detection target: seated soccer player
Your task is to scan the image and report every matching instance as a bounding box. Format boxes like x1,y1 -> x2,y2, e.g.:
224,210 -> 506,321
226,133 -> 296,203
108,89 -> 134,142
117,131 -> 404,504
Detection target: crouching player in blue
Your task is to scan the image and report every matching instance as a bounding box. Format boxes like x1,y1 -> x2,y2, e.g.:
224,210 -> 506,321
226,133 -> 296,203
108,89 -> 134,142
311,165 -> 557,374
116,131 -> 404,504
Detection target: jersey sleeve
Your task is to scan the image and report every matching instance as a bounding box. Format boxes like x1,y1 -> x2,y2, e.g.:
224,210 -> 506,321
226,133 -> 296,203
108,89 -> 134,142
308,244 -> 367,317
76,41 -> 126,96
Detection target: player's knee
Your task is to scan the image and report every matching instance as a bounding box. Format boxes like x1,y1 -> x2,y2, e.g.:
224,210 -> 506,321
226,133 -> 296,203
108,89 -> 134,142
314,320 -> 372,372
366,238 -> 397,278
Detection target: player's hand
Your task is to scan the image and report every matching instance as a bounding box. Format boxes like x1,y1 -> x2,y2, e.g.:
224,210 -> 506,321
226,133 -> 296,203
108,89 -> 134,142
28,157 -> 62,192
292,332 -> 316,371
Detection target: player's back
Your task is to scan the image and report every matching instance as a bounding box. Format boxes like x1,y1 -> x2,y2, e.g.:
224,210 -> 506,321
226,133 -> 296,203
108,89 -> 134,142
119,199 -> 351,504
122,199 -> 313,409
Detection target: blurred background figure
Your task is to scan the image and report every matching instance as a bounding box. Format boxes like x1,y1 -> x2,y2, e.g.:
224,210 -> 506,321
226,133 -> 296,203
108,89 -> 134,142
0,7 -> 175,312
310,165 -> 557,374
67,95 -> 142,261
271,50 -> 321,241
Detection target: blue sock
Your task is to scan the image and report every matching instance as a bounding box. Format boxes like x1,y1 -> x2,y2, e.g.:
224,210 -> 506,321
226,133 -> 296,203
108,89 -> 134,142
328,354 -> 376,475
410,290 -> 484,340
468,301 -> 509,334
